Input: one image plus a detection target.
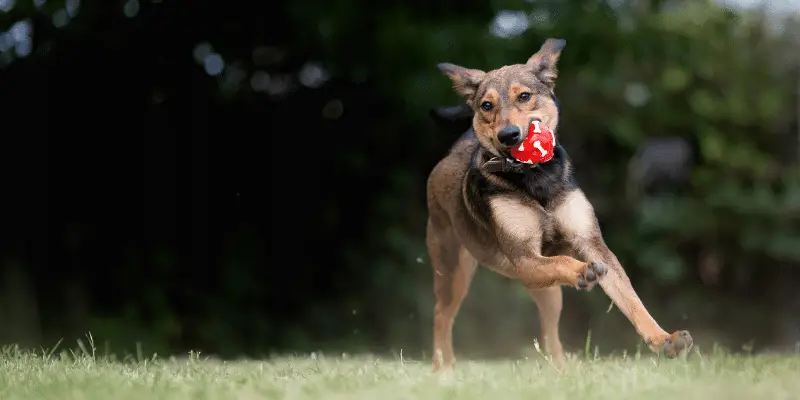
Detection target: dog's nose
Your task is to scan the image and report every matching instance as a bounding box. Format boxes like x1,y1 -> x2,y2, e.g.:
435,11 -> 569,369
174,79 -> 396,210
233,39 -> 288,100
497,126 -> 522,146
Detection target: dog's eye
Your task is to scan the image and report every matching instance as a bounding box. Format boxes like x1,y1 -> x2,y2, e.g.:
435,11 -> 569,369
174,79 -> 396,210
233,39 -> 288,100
480,101 -> 493,111
518,92 -> 532,103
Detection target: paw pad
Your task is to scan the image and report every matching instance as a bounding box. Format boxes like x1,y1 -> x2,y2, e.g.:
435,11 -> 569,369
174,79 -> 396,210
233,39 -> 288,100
577,262 -> 608,290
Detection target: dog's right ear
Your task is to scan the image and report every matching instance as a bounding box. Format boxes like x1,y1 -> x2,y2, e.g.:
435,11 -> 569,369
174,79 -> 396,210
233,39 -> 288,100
526,38 -> 566,89
437,63 -> 486,100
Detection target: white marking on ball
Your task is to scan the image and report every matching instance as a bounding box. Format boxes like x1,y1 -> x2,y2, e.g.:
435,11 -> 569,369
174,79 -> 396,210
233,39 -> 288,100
531,120 -> 542,133
518,143 -> 525,151
533,140 -> 548,157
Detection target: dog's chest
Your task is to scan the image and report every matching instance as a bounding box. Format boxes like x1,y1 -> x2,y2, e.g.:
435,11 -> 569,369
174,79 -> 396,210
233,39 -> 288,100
536,205 -> 562,244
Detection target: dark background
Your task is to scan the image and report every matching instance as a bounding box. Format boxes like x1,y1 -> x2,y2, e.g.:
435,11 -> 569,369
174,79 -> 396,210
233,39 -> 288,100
1,0 -> 800,359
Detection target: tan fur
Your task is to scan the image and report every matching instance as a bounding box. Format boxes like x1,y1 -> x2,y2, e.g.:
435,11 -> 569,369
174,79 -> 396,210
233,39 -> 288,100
489,196 -> 540,241
553,190 -> 594,241
427,38 -> 693,372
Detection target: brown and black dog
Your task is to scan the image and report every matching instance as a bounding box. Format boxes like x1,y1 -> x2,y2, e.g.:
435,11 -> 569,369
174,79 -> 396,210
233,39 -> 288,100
426,38 -> 692,371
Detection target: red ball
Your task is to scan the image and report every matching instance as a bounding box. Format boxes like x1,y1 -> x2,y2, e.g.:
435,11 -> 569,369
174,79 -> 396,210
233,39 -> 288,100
509,121 -> 555,164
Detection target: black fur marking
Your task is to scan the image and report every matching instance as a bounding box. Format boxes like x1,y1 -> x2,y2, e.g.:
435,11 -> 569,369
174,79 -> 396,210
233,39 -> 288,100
466,142 -> 575,209
453,129 -> 576,232
489,145 -> 576,207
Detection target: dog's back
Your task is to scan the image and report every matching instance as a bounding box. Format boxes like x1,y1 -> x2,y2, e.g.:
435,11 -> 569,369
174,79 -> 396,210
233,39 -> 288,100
425,122 -> 478,236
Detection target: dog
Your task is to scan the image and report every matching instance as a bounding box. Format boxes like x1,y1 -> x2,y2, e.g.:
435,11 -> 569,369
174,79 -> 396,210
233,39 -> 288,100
426,38 -> 693,371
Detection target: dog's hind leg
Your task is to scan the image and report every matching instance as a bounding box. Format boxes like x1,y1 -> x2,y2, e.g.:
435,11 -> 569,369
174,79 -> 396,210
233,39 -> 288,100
529,286 -> 565,368
427,219 -> 477,372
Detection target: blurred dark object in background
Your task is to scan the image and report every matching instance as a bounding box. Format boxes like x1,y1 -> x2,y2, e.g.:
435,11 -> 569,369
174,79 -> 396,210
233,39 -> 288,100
430,104 -> 473,138
628,137 -> 694,196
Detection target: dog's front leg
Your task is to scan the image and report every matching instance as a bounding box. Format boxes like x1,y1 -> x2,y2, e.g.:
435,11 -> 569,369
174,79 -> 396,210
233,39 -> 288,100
589,246 -> 692,357
489,194 -> 607,369
552,189 -> 693,358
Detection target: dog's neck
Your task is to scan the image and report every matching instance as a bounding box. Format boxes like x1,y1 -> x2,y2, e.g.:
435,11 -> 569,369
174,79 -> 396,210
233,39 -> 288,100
481,156 -> 537,174
475,144 -> 571,207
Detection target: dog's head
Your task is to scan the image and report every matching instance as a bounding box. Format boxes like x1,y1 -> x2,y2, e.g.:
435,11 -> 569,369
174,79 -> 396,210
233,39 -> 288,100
437,38 -> 565,157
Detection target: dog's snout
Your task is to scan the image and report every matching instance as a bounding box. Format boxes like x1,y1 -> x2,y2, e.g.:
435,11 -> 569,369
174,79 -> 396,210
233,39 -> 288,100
497,126 -> 522,146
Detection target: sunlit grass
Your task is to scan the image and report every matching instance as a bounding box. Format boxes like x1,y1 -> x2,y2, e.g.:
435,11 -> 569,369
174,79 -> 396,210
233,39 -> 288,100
0,337 -> 798,399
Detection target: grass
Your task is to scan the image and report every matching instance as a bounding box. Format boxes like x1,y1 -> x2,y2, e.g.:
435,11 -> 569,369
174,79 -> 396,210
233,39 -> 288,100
0,340 -> 799,399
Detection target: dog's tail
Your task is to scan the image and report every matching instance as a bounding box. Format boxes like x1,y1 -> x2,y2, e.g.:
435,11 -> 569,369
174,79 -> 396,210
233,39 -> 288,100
429,104 -> 473,136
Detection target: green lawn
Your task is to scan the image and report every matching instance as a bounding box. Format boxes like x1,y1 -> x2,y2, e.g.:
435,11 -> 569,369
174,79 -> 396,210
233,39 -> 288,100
1,347 -> 799,399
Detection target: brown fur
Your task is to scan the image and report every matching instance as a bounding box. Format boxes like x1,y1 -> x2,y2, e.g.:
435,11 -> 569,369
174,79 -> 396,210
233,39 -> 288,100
427,38 -> 693,372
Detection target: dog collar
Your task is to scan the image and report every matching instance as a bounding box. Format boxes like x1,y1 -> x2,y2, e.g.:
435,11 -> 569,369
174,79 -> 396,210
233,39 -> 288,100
482,157 -> 537,173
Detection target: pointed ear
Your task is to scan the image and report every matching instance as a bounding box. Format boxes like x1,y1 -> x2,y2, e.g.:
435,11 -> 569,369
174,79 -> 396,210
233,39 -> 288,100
437,62 -> 486,100
526,38 -> 566,88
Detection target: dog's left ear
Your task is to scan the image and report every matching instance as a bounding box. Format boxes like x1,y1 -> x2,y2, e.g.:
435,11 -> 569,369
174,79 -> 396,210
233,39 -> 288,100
437,63 -> 486,100
526,38 -> 566,89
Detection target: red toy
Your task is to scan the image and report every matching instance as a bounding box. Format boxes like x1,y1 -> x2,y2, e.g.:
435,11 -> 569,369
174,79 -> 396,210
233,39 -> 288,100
509,120 -> 555,164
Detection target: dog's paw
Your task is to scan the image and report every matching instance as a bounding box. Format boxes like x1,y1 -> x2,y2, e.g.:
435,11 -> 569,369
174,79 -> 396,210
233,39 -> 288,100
646,330 -> 693,358
663,331 -> 693,358
576,261 -> 608,290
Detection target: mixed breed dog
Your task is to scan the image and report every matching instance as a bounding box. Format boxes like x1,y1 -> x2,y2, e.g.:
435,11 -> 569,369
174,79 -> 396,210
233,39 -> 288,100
426,38 -> 693,371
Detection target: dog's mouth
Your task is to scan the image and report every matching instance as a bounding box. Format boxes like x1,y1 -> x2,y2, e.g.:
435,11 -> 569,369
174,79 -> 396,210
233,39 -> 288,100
500,119 -> 543,159
518,118 -> 541,150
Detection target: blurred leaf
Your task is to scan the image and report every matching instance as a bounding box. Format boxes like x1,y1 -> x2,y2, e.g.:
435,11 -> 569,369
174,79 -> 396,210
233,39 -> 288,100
757,89 -> 783,121
689,89 -> 717,118
610,116 -> 642,148
697,125 -> 725,162
661,66 -> 689,92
